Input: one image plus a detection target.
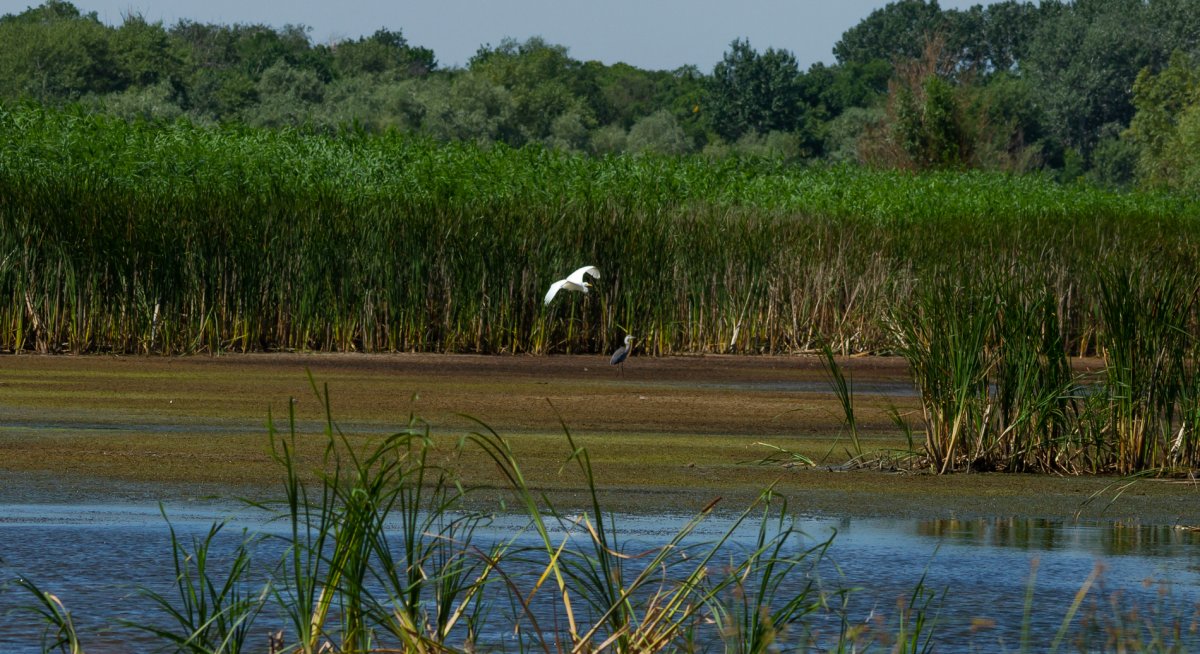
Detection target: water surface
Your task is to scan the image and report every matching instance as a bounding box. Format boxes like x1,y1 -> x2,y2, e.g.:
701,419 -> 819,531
1,502 -> 1197,652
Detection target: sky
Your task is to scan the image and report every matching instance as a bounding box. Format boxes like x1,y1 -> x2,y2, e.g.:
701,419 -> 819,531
0,0 -> 1009,71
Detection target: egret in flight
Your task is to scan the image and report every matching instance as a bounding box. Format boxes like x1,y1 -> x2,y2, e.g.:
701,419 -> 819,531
610,335 -> 634,375
544,265 -> 600,305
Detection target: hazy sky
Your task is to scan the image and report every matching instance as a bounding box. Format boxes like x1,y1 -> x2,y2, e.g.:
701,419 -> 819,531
1,0 -> 1008,71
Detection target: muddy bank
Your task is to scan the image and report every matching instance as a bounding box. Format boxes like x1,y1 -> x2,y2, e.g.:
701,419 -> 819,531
0,352 -> 1195,524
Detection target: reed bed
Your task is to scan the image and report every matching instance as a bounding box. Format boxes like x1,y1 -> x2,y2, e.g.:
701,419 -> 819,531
886,266 -> 1200,474
3,103 -> 1199,357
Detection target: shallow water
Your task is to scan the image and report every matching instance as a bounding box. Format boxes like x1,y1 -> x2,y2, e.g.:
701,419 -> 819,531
1,502 -> 1197,653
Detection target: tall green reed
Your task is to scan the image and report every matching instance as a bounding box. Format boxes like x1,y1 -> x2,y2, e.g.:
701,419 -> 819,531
891,274 -> 999,473
245,380 -> 845,651
819,342 -> 863,460
261,376 -> 500,653
892,260 -> 1200,475
128,512 -> 266,654
989,283 -> 1076,472
1097,265 -> 1198,474
11,577 -> 84,654
703,492 -> 834,653
4,102 -> 1199,359
467,411 -> 836,653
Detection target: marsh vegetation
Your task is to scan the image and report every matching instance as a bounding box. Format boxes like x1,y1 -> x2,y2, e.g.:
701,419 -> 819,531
3,103 -> 1199,359
5,104 -> 1200,475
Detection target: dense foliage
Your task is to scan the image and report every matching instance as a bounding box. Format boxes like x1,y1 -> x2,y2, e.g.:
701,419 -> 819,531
3,0 -> 1200,185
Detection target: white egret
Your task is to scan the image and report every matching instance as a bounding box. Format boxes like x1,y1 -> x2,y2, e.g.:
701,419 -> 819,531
544,265 -> 600,305
610,335 -> 634,375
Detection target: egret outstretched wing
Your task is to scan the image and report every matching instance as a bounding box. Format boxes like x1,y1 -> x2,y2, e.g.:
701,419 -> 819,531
566,266 -> 600,286
544,280 -> 569,305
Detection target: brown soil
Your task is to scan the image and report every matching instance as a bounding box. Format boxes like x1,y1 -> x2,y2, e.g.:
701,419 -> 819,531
0,352 -> 1196,524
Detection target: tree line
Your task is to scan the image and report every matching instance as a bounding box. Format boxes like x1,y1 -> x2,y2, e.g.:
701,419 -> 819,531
2,0 -> 1199,192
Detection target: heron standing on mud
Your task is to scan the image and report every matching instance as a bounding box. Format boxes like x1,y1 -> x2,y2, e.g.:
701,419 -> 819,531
610,335 -> 634,375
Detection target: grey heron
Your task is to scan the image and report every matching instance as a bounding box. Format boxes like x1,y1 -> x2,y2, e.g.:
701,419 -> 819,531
544,265 -> 600,305
610,335 -> 634,375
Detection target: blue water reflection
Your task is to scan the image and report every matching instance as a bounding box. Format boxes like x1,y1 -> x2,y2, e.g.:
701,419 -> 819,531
1,504 -> 1197,652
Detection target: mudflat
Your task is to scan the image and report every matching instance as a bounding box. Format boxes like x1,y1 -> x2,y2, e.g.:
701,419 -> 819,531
0,352 -> 1195,524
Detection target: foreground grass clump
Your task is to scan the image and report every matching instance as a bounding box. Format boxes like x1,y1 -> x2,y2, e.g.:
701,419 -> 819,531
3,102 -> 1200,356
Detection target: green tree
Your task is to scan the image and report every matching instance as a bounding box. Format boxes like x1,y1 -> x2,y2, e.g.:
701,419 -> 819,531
97,79 -> 184,121
859,35 -> 1022,170
181,67 -> 258,120
1145,0 -> 1200,58
973,72 -> 1045,171
802,61 -> 891,117
590,61 -> 665,128
314,75 -> 423,133
546,108 -> 590,152
169,20 -> 326,120
706,38 -> 805,141
469,37 -> 599,144
627,109 -> 691,155
0,0 -> 121,101
111,14 -> 180,88
1165,105 -> 1200,192
1087,124 -> 1139,188
658,65 -> 709,147
833,0 -> 946,65
1023,0 -> 1160,157
251,61 -> 326,127
724,130 -> 806,162
233,23 -> 312,76
416,72 -> 515,144
1125,50 -> 1200,192
589,123 -> 628,156
943,1 -> 1042,74
170,21 -> 256,118
332,28 -> 435,79
896,74 -> 966,167
586,61 -> 707,146
823,106 -> 885,163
